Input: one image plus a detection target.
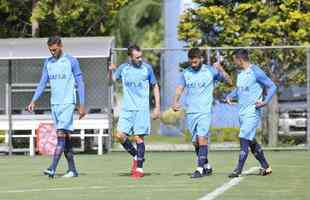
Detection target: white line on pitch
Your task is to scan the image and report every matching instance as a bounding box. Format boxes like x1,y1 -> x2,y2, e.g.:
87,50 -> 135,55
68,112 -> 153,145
198,167 -> 259,200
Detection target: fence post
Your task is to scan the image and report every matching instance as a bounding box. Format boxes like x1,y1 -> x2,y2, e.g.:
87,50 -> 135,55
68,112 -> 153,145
307,47 -> 310,149
268,94 -> 278,147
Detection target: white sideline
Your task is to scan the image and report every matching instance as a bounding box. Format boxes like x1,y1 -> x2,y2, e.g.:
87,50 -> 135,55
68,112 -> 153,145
198,167 -> 259,200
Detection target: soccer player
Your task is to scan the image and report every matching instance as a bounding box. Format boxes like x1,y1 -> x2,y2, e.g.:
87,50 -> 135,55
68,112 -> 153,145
225,49 -> 276,178
109,44 -> 160,178
27,36 -> 86,178
172,48 -> 232,178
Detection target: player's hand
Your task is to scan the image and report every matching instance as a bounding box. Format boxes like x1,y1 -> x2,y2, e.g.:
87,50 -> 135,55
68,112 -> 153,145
78,105 -> 86,120
172,102 -> 182,111
27,102 -> 35,112
255,100 -> 266,108
225,98 -> 234,105
213,62 -> 224,71
152,107 -> 161,120
109,63 -> 117,71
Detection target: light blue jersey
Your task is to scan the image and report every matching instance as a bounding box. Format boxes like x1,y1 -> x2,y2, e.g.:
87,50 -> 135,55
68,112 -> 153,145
227,65 -> 277,117
177,64 -> 223,114
32,53 -> 85,105
178,64 -> 226,140
226,64 -> 277,140
113,61 -> 157,111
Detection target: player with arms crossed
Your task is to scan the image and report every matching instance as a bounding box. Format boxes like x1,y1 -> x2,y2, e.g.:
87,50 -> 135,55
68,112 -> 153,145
27,36 -> 86,178
172,48 -> 232,178
226,49 -> 276,178
110,44 -> 160,178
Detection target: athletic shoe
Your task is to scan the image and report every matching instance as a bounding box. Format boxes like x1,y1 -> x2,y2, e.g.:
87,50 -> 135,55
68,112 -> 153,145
191,170 -> 204,178
259,166 -> 272,176
43,168 -> 55,178
228,170 -> 241,178
62,171 -> 78,178
131,170 -> 144,178
204,166 -> 213,176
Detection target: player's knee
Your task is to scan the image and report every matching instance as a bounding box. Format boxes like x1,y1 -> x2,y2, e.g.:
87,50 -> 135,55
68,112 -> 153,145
115,132 -> 126,142
134,135 -> 144,143
56,129 -> 66,138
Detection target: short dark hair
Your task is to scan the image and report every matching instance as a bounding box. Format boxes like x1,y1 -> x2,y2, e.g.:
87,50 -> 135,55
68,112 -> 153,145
127,44 -> 141,56
233,49 -> 249,61
47,36 -> 62,46
188,48 -> 202,59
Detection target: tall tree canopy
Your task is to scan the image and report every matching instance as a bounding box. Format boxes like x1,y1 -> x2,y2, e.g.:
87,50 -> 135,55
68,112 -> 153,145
178,0 -> 310,85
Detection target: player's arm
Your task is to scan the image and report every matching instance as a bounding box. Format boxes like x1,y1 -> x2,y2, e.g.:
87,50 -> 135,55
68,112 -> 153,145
152,83 -> 161,119
27,61 -> 49,112
252,66 -> 277,108
212,63 -> 233,86
225,88 -> 238,105
172,73 -> 185,111
71,57 -> 86,119
147,65 -> 161,119
109,63 -> 124,82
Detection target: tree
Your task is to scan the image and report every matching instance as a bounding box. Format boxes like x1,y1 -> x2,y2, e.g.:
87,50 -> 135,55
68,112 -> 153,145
0,0 -> 33,37
178,0 -> 310,146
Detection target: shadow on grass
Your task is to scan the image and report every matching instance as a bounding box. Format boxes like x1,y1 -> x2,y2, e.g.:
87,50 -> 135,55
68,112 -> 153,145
117,172 -> 161,177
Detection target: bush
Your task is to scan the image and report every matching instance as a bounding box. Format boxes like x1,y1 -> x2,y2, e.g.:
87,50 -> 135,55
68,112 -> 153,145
183,127 -> 239,143
0,130 -> 4,143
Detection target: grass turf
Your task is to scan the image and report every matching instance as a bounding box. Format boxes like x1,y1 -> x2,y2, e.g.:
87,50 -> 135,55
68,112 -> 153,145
0,151 -> 309,200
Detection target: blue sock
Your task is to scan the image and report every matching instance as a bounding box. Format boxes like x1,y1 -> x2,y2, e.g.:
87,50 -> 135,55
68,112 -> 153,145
250,140 -> 269,169
197,145 -> 208,168
235,138 -> 250,173
49,137 -> 65,172
136,142 -> 145,168
64,136 -> 77,173
121,138 -> 137,157
195,145 -> 208,165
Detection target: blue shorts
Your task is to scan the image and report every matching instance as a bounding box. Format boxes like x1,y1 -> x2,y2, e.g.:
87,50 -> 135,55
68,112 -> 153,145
117,110 -> 150,136
51,104 -> 75,131
239,114 -> 260,141
186,113 -> 211,142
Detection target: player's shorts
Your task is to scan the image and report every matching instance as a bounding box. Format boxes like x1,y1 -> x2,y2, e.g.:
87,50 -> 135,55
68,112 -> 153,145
117,110 -> 150,136
51,103 -> 75,132
186,112 -> 211,142
239,114 -> 260,141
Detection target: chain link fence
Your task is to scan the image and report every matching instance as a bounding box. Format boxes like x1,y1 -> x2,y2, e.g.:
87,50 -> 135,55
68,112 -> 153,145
113,46 -> 310,148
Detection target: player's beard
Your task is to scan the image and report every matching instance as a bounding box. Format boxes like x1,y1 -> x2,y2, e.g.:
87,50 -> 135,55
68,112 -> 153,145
133,60 -> 142,68
192,63 -> 202,71
53,50 -> 63,59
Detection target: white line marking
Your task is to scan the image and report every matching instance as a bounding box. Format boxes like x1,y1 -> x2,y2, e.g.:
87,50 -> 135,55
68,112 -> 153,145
198,167 -> 259,200
0,184 -> 196,194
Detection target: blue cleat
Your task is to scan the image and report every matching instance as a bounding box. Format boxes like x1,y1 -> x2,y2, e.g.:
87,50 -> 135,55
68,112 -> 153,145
62,171 -> 78,178
228,170 -> 241,178
43,169 -> 55,178
191,170 -> 204,178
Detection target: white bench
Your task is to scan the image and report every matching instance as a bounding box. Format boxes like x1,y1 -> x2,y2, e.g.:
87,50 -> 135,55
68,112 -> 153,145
0,114 -> 111,156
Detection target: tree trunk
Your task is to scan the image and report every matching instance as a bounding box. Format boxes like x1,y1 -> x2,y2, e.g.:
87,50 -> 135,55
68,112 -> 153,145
31,0 -> 39,37
268,94 -> 279,147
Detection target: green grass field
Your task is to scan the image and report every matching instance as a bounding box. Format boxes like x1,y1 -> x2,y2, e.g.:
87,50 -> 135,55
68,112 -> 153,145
0,151 -> 309,200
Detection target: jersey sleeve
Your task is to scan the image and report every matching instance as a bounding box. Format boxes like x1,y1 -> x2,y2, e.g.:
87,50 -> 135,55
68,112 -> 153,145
252,65 -> 277,103
112,64 -> 125,81
70,57 -> 85,105
209,65 -> 222,81
225,88 -> 238,100
176,72 -> 186,87
31,59 -> 49,102
146,64 -> 157,85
